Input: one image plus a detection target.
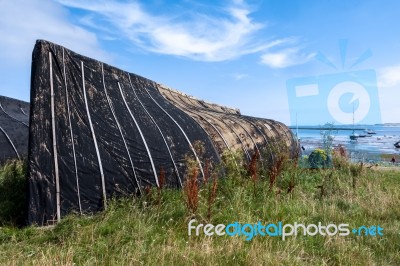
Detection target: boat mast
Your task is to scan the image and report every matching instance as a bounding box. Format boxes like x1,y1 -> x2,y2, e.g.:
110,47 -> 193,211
352,103 -> 355,135
349,102 -> 358,141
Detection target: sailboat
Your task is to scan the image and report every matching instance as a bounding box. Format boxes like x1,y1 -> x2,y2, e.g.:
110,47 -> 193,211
349,104 -> 359,141
364,129 -> 376,134
395,141 -> 400,148
350,132 -> 359,141
296,112 -> 300,141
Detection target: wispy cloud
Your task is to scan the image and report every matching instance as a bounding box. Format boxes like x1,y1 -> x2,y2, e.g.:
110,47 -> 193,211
233,73 -> 249,80
0,0 -> 109,64
378,65 -> 400,88
260,48 -> 316,68
56,0 -> 293,62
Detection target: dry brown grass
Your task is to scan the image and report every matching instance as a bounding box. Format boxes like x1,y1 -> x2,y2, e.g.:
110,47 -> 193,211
184,167 -> 199,214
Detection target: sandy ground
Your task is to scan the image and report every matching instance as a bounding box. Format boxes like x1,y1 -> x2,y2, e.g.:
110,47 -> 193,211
364,163 -> 400,172
374,166 -> 400,172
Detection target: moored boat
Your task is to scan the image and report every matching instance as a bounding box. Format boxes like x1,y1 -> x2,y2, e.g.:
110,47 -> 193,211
365,129 -> 376,134
395,141 -> 400,148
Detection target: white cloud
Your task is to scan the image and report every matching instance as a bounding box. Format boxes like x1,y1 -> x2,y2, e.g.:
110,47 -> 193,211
0,0 -> 109,65
260,48 -> 315,68
56,0 -> 289,62
233,73 -> 249,80
378,65 -> 400,88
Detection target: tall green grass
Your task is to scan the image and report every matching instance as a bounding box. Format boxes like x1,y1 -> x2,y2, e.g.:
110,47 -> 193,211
0,159 -> 27,226
0,151 -> 399,265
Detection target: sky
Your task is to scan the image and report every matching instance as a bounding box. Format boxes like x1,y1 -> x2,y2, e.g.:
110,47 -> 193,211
0,0 -> 399,125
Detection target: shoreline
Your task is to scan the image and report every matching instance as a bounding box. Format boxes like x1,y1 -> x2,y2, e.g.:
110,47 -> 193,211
299,136 -> 400,164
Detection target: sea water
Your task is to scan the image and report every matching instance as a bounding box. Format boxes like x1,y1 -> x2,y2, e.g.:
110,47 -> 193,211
292,125 -> 400,163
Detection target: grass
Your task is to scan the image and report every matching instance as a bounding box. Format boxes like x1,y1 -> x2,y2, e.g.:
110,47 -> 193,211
0,159 -> 27,226
0,151 -> 399,265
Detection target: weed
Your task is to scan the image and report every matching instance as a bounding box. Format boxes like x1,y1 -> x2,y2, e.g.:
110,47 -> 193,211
207,173 -> 218,221
287,176 -> 295,194
204,159 -> 210,183
248,149 -> 260,195
268,152 -> 287,191
156,166 -> 166,206
184,165 -> 199,215
221,149 -> 246,179
350,162 -> 364,190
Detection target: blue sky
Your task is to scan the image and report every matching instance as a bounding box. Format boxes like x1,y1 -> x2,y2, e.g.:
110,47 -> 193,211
1,0 -> 399,125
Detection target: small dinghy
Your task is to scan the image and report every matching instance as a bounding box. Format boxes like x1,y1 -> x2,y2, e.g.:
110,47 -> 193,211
395,141 -> 400,148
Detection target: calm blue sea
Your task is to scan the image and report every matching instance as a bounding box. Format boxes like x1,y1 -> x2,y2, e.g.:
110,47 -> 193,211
291,125 -> 400,162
